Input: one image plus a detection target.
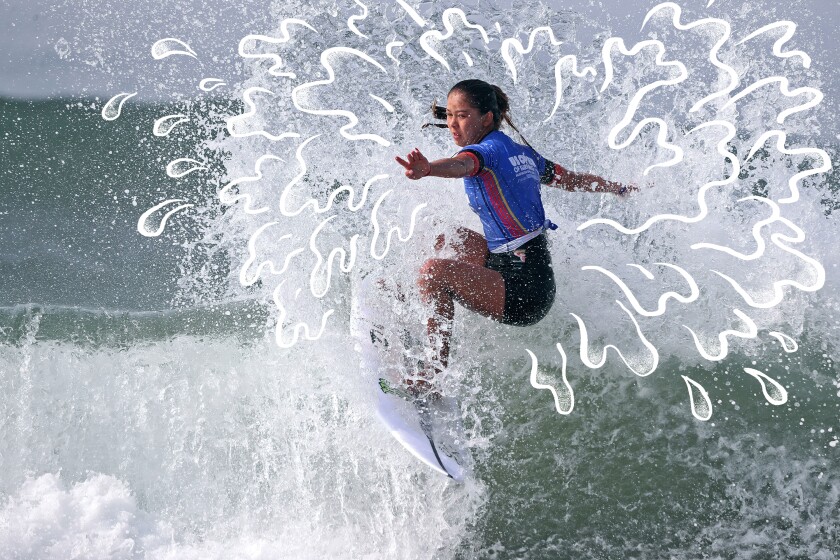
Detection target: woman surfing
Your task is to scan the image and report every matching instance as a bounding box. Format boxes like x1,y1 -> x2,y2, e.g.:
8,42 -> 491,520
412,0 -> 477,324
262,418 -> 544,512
395,79 -> 634,398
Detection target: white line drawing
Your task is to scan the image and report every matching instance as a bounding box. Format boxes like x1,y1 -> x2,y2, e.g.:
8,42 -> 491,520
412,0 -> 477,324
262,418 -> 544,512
746,131 -> 831,204
137,199 -> 193,237
395,0 -> 427,27
369,94 -> 395,112
369,190 -> 427,260
347,0 -> 369,38
165,158 -> 207,178
682,375 -> 712,421
219,154 -> 280,215
151,38 -> 197,60
744,367 -> 788,405
768,331 -> 798,353
501,26 -> 564,84
526,345 -> 574,415
153,114 -> 189,137
226,87 -> 301,142
419,8 -> 490,72
582,263 -> 700,317
545,56 -> 597,122
684,309 -> 758,361
198,78 -> 226,92
291,47 -> 391,146
101,92 -> 137,121
239,223 -> 304,287
272,280 -> 333,348
721,77 -> 822,125
308,215 -> 359,298
578,120 -> 739,234
238,19 -> 317,79
385,41 -> 405,64
571,300 -> 659,376
737,21 -> 811,69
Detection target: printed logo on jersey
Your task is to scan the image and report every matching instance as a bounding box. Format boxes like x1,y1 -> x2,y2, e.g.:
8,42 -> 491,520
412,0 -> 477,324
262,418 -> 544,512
508,154 -> 539,178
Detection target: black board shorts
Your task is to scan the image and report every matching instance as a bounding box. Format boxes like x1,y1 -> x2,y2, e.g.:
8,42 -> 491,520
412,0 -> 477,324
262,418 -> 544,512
485,233 -> 556,327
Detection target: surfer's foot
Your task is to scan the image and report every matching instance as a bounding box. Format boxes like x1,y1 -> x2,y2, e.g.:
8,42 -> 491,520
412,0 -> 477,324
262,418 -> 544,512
405,377 -> 442,402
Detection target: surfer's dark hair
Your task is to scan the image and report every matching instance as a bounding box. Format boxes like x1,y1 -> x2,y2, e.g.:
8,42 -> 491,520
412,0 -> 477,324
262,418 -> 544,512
424,79 -> 531,147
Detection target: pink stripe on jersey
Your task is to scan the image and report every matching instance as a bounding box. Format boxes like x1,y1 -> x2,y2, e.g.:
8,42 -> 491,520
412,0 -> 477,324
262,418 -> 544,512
480,169 -> 528,238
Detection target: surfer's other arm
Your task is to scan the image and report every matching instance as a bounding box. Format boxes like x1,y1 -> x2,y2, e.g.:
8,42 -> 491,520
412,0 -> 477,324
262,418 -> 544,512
541,160 -> 636,196
395,148 -> 476,180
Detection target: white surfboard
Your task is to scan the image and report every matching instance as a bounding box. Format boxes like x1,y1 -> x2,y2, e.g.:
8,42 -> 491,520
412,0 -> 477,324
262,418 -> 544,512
351,276 -> 470,481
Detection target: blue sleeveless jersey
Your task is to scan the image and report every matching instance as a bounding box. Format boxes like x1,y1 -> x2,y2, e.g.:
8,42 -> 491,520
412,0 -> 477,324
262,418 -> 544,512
458,130 -> 548,252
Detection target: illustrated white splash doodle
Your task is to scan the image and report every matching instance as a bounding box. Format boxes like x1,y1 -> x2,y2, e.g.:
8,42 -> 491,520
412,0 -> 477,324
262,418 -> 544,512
101,92 -> 137,121
744,367 -> 788,405
106,0 -> 831,414
151,38 -> 197,60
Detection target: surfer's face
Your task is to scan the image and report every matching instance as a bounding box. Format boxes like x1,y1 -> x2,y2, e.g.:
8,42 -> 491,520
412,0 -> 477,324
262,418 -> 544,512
446,90 -> 493,147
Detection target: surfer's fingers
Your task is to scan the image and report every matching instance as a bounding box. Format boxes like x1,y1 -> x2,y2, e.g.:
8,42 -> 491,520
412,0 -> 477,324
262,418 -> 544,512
395,156 -> 410,168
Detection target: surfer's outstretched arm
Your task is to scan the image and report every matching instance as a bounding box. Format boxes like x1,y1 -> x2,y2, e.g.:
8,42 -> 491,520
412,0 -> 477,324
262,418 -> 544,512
541,160 -> 636,195
395,148 -> 477,180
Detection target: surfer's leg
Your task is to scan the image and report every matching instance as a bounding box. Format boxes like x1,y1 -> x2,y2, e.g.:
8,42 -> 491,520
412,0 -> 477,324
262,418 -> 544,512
414,258 -> 504,392
434,228 -> 488,268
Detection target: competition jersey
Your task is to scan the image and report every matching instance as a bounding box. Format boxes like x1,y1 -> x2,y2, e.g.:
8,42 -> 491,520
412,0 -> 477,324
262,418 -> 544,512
458,130 -> 549,253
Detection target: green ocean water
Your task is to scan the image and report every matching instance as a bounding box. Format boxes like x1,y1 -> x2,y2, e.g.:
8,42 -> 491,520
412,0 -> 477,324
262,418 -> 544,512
1,91 -> 840,559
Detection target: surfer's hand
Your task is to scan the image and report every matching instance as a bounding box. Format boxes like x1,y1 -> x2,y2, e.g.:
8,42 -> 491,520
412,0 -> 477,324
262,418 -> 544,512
396,148 -> 431,180
619,183 -> 641,196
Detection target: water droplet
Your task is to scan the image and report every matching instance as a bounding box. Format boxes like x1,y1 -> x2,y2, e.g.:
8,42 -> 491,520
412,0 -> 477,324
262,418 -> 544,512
137,199 -> 193,237
743,368 -> 788,405
166,158 -> 207,178
101,92 -> 137,121
151,38 -> 197,60
682,375 -> 712,421
768,331 -> 798,353
153,114 -> 189,137
527,345 -> 574,415
199,78 -> 226,92
54,38 -> 70,59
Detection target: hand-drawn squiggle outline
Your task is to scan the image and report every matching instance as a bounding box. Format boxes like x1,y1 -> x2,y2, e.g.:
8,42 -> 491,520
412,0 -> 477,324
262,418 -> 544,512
571,300 -> 659,376
198,78 -> 226,92
239,222 -> 304,286
219,154 -> 281,214
501,26 -> 564,84
526,345 -> 574,415
238,19 -> 318,79
581,262 -> 699,317
600,36 -> 687,174
721,76 -> 822,125
151,38 -> 196,60
683,308 -> 758,361
641,2 -> 738,114
395,0 -> 427,27
385,41 -> 405,64
272,279 -> 333,348
347,0 -> 369,38
418,8 -> 490,72
166,157 -> 206,178
137,199 -> 193,237
291,47 -> 391,146
278,135 -> 390,217
769,331 -> 798,352
545,56 -> 597,123
309,215 -> 359,298
737,21 -> 811,69
682,375 -> 712,421
746,130 -> 832,204
369,190 -> 427,260
691,196 -> 826,306
744,367 -> 788,405
153,114 -> 189,137
226,87 -> 301,141
578,120 -> 739,233
101,92 -> 137,121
